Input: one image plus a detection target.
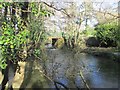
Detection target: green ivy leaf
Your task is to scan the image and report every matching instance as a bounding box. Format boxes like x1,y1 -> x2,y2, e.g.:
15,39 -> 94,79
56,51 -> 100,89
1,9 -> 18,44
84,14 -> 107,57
10,45 -> 14,49
0,4 -> 2,8
0,41 -> 3,45
0,63 -> 7,69
0,59 -> 7,69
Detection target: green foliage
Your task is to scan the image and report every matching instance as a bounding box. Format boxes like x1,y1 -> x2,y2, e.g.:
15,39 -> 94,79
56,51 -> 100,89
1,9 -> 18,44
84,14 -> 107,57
30,3 -> 51,17
82,26 -> 96,37
0,22 -> 30,69
30,3 -> 39,15
33,49 -> 41,59
0,3 -> 2,9
0,2 -> 48,69
0,57 -> 7,69
2,2 -> 11,7
28,17 -> 46,44
95,21 -> 119,46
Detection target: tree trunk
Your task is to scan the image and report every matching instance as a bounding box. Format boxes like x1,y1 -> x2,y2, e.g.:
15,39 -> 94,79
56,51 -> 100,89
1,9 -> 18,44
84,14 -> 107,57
21,2 -> 29,26
1,60 -> 18,90
4,6 -> 8,20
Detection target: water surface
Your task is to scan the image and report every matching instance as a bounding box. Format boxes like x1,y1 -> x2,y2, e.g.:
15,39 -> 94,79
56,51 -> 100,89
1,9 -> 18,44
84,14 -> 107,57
43,47 -> 120,88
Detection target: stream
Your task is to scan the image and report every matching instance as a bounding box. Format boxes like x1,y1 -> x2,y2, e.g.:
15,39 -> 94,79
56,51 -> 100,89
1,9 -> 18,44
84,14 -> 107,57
0,46 -> 119,89
43,46 -> 120,88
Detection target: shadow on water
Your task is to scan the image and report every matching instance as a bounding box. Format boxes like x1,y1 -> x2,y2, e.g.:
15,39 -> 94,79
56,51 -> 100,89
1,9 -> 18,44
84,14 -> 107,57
20,56 -> 51,89
44,46 -> 120,88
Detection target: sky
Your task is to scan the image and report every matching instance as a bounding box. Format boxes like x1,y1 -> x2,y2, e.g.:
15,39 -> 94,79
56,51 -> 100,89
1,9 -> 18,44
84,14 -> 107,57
42,0 -> 119,3
45,0 -> 119,31
0,0 -> 119,2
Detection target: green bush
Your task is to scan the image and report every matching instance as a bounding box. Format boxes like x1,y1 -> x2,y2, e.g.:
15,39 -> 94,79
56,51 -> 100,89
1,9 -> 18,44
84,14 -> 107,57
94,21 -> 119,47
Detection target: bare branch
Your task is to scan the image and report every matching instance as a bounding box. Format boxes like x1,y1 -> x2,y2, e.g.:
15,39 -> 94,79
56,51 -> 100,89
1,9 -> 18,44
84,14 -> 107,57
99,1 -> 104,11
41,1 -> 71,18
93,10 -> 119,18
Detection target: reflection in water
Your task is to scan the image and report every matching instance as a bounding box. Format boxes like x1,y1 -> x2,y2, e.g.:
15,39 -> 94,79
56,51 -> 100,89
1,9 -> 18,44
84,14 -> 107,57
43,48 -> 119,88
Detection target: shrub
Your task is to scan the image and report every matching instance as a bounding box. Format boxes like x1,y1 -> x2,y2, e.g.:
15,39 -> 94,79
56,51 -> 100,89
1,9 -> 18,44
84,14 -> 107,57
94,21 -> 119,47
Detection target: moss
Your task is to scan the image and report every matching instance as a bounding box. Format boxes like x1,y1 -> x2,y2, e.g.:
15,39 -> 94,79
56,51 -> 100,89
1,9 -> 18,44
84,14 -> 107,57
54,38 -> 64,49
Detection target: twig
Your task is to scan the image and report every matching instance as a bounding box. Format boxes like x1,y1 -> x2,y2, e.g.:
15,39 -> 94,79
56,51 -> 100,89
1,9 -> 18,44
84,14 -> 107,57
79,70 -> 90,90
37,66 -> 69,90
54,81 -> 69,90
93,9 -> 119,18
41,1 -> 71,18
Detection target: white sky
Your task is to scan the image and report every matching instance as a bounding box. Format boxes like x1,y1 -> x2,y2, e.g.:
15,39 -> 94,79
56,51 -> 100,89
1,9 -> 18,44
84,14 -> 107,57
44,0 -> 119,31
0,0 -> 119,2
42,0 -> 119,3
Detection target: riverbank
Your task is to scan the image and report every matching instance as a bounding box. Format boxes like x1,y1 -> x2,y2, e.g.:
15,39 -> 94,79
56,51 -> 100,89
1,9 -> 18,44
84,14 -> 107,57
72,46 -> 120,62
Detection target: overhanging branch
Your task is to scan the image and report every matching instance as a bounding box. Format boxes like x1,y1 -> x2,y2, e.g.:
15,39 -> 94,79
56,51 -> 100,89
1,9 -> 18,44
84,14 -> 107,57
41,1 -> 71,18
93,10 -> 119,18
